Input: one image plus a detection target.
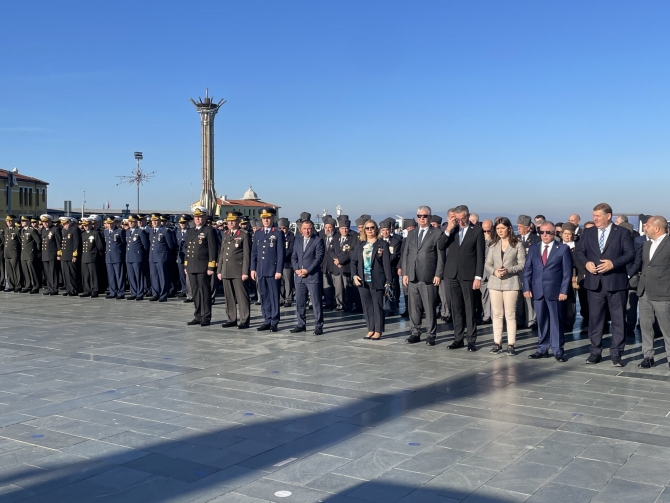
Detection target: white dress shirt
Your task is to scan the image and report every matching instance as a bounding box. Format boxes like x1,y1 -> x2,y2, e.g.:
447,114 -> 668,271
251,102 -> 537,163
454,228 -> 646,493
650,234 -> 667,261
540,242 -> 554,262
598,223 -> 613,249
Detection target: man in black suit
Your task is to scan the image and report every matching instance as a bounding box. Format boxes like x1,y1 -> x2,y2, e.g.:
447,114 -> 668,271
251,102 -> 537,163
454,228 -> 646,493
291,219 -> 325,335
331,216 -> 357,311
438,204 -> 486,351
516,214 -> 541,329
568,214 -> 582,241
380,218 -> 402,313
637,216 -> 670,368
575,203 -> 635,366
401,206 -> 444,346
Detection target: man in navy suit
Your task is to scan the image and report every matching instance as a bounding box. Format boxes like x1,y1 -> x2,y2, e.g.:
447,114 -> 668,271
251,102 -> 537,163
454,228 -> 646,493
575,203 -> 635,366
290,219 -> 325,335
523,222 -> 573,362
250,207 -> 285,332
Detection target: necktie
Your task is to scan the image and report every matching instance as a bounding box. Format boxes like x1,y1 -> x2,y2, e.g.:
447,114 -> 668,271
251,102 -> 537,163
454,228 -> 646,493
599,229 -> 605,253
303,238 -> 309,251
265,229 -> 269,235
418,229 -> 425,246
542,245 -> 548,266
459,228 -> 464,244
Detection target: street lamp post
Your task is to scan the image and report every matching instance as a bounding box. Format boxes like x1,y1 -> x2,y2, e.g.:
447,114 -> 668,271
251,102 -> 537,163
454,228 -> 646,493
116,152 -> 154,215
82,190 -> 86,218
134,152 -> 143,212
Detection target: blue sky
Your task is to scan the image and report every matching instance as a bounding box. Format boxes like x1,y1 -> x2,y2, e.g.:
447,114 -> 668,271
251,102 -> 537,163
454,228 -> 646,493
1,0 -> 668,222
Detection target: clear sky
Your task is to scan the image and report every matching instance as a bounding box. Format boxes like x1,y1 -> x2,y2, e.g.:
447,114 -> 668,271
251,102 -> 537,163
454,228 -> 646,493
1,1 -> 668,222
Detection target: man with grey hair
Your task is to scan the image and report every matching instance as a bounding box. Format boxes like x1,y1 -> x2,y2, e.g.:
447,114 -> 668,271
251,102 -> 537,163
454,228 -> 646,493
517,215 -> 540,330
615,215 -> 628,225
637,216 -> 670,368
469,213 -> 480,226
439,204 -> 486,351
438,208 -> 456,322
401,205 -> 444,345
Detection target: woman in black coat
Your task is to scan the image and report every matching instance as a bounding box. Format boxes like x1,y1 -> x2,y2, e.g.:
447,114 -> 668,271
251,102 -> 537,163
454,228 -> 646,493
351,219 -> 392,340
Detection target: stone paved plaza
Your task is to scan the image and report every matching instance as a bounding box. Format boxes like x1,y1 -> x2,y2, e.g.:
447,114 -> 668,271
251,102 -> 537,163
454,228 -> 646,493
1,291 -> 670,502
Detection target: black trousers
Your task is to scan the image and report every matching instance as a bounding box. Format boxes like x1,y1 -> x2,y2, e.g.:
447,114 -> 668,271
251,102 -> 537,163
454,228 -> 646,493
450,278 -> 478,343
43,260 -> 58,294
82,262 -> 99,295
62,260 -> 78,295
222,277 -> 250,324
587,287 -> 627,358
296,281 -> 323,330
5,257 -> 21,291
21,259 -> 39,292
577,283 -> 589,326
190,272 -> 212,322
359,284 -> 385,333
0,254 -> 5,289
281,267 -> 295,303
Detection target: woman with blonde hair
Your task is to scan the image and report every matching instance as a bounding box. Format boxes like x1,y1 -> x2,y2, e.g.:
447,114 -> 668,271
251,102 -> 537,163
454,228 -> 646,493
351,220 -> 392,340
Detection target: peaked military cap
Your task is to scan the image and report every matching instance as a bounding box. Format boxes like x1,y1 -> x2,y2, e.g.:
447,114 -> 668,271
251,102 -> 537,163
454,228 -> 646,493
127,215 -> 137,222
259,207 -> 276,218
159,215 -> 169,221
177,214 -> 189,223
277,217 -> 290,227
20,215 -> 31,222
517,215 -> 532,226
225,210 -> 242,221
104,216 -> 115,224
59,216 -> 70,223
39,214 -> 53,222
431,215 -> 442,225
150,213 -> 161,221
30,217 -> 38,223
299,212 -> 311,221
5,214 -> 17,220
193,206 -> 207,217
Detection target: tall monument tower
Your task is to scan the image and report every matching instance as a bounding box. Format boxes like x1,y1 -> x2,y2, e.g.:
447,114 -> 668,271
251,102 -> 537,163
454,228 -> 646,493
190,89 -> 226,216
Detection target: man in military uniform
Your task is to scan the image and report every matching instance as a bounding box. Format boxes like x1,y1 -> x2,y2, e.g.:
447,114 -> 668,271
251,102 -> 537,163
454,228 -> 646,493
175,215 -> 191,301
40,214 -> 61,296
58,217 -> 81,296
184,207 -> 218,326
3,215 -> 22,292
380,218 -> 403,313
218,211 -> 251,329
81,218 -> 105,297
125,215 -> 149,301
0,223 -> 4,291
331,216 -> 357,311
251,207 -> 285,332
20,216 -> 42,293
148,213 -> 176,302
103,216 -> 127,299
278,217 -> 295,308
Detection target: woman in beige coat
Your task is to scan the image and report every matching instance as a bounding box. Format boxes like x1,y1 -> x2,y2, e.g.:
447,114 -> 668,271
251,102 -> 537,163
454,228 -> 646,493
485,217 -> 526,355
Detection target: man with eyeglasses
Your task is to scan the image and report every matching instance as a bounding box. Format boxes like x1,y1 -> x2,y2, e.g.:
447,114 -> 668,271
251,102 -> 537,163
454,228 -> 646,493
575,203 -> 635,366
401,206 -> 444,346
438,204 -> 486,351
523,221 -> 573,362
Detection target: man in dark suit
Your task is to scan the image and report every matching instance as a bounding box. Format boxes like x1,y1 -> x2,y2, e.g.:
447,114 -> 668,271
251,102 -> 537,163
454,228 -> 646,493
331,216 -> 357,311
184,207 -> 218,327
438,204 -> 486,351
218,211 -> 251,329
401,205 -> 444,346
319,216 -> 338,309
279,217 -> 295,308
575,203 -> 635,366
58,217 -> 81,297
618,222 -> 643,335
291,219 -> 325,335
568,214 -> 582,241
516,214 -> 541,330
380,218 -> 403,313
40,214 -> 61,295
20,215 -> 41,293
637,216 -> 670,368
251,207 -> 285,332
80,218 -> 105,298
3,215 -> 22,292
523,222 -> 573,361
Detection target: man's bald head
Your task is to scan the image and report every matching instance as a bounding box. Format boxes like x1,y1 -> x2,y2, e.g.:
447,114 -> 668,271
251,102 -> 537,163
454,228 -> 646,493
646,216 -> 668,239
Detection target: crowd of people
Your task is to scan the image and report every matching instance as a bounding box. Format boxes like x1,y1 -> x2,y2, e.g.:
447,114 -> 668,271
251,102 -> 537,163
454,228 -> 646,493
2,203 -> 669,368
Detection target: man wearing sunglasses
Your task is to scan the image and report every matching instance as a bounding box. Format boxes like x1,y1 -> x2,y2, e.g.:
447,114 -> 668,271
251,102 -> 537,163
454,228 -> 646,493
401,206 -> 444,346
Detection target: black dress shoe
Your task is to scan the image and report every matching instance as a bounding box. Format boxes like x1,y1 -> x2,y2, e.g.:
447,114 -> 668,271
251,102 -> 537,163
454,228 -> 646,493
254,301 -> 261,305
528,352 -> 550,359
406,334 -> 421,344
528,323 -> 538,331
467,343 -> 477,352
42,292 -> 51,296
447,340 -> 465,350
283,302 -> 292,308
30,290 -> 39,294
20,289 -> 30,293
127,296 -> 136,301
222,321 -> 237,328
149,297 -> 159,302
480,318 -> 492,325
116,296 -> 125,300
91,293 -> 99,298
80,293 -> 91,298
555,355 -> 567,362
105,294 -> 114,299
313,328 -> 323,336
334,306 -> 343,311
158,298 -> 167,303
289,326 -> 306,333
585,354 -> 602,364
62,293 -> 69,296
200,320 -> 210,327
135,297 -> 143,301
638,357 -> 655,369
183,298 -> 193,303
257,324 -> 271,332
237,323 -> 249,329
426,336 -> 436,346
186,319 -> 200,326
612,357 -> 623,367
400,311 -> 409,318
176,293 -> 186,298
270,326 -> 279,332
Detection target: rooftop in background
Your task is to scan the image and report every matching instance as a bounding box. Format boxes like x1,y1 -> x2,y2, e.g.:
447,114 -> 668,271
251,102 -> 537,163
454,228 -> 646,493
0,169 -> 49,185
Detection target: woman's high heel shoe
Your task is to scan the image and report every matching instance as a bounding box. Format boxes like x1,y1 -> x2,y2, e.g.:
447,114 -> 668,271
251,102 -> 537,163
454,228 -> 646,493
364,332 -> 374,340
371,332 -> 382,340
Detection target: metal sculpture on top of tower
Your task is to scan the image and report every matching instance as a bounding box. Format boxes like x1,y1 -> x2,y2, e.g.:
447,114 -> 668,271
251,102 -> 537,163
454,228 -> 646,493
190,89 -> 226,216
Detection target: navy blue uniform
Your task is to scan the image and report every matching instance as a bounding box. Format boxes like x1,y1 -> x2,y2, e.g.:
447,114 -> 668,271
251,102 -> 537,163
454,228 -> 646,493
176,227 -> 190,296
104,227 -> 126,298
251,227 -> 285,328
126,227 -> 149,299
148,226 -> 176,301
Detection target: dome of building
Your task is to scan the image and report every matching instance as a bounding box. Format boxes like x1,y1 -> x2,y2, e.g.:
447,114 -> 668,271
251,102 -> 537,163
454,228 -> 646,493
242,185 -> 259,201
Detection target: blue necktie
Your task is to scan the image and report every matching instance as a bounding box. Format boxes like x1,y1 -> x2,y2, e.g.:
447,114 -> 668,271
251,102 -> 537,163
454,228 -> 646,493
599,229 -> 605,253
459,228 -> 464,244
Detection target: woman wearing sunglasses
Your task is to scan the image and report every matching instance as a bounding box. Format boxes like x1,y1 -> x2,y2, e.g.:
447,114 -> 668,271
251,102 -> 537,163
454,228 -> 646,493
351,219 -> 392,340
485,217 -> 526,355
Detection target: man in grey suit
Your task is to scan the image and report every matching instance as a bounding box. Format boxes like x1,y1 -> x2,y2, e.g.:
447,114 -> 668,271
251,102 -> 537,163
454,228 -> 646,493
401,205 -> 444,346
637,216 -> 670,369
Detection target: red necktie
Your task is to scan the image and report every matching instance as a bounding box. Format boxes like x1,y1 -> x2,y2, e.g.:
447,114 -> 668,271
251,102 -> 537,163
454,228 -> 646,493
542,245 -> 548,266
